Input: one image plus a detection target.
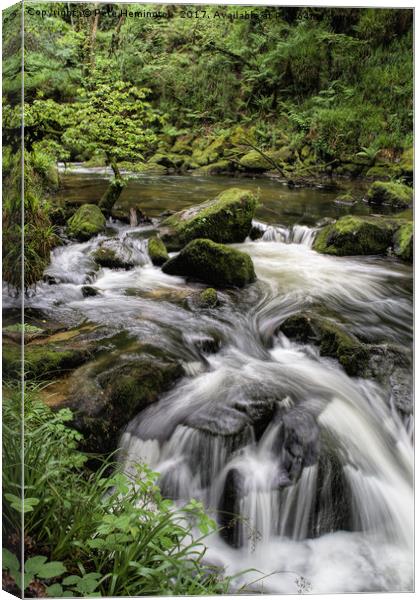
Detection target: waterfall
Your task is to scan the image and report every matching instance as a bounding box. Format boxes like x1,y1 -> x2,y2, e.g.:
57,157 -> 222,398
259,223 -> 317,247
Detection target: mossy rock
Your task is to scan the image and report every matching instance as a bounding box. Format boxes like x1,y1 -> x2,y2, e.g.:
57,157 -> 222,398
279,313 -> 369,376
161,187 -> 257,251
365,164 -> 402,181
64,351 -> 184,454
195,160 -> 232,175
67,204 -> 106,241
149,153 -> 186,169
3,340 -> 92,380
197,287 -> 219,308
162,239 -> 256,288
191,136 -> 230,166
367,181 -> 412,208
314,216 -> 393,256
93,246 -> 134,270
148,236 -> 169,266
393,222 -> 413,262
334,192 -> 356,205
238,149 -> 289,172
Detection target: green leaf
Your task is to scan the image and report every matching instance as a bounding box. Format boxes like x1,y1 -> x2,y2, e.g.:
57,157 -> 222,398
47,583 -> 64,597
37,561 -> 67,579
2,548 -> 20,575
25,555 -> 48,576
62,575 -> 81,585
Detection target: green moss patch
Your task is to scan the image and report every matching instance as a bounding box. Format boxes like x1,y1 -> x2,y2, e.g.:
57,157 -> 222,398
393,222 -> 413,262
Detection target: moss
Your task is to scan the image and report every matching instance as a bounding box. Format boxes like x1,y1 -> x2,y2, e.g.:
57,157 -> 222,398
161,187 -> 257,251
93,246 -> 134,270
367,181 -> 412,208
195,160 -> 231,175
400,147 -> 413,177
393,222 -> 413,262
171,137 -> 193,154
238,149 -> 291,172
280,313 -> 369,376
365,164 -> 402,181
148,236 -> 169,266
67,204 -> 106,240
162,238 -> 256,288
149,153 -> 186,169
334,192 -> 356,204
118,161 -> 168,175
3,340 -> 91,380
191,136 -> 229,166
314,215 -> 393,256
198,288 -> 219,308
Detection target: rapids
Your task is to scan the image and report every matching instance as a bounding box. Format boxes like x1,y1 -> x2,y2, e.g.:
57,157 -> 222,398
11,173 -> 413,594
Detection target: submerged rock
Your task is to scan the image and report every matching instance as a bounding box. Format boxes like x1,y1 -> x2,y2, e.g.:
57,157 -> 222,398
367,181 -> 412,208
81,285 -> 100,297
160,188 -> 257,251
148,236 -> 169,266
313,215 -> 393,256
67,204 -> 106,241
162,239 -> 256,288
279,313 -> 369,376
278,407 -> 320,482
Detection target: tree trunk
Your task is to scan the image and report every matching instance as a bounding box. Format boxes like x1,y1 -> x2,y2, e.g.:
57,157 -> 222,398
99,179 -> 125,216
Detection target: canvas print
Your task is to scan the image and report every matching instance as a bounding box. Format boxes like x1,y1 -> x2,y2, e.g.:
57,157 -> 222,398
2,3 -> 414,596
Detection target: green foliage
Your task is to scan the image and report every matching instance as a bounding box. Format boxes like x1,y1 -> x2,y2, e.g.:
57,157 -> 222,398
2,386 -> 232,596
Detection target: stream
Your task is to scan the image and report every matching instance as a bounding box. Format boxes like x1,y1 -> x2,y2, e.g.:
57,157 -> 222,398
10,170 -> 413,593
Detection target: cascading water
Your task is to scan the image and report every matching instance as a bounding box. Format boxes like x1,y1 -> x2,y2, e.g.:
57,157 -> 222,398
14,205 -> 413,594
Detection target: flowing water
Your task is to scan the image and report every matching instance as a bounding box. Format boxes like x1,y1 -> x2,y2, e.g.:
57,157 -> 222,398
11,170 -> 413,593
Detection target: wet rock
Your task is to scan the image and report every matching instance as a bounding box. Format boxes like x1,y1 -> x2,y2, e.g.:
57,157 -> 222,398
196,160 -> 232,175
63,349 -> 184,454
148,236 -> 169,266
249,225 -> 264,240
279,407 -> 320,482
309,439 -> 353,536
93,246 -> 134,270
279,313 -> 369,376
313,215 -> 393,257
81,285 -> 99,297
160,188 -> 257,251
367,181 -> 412,208
366,344 -> 412,415
162,239 -> 256,288
218,468 -> 245,548
67,204 -> 106,241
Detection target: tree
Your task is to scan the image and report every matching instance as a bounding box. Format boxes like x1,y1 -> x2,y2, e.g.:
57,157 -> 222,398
63,80 -> 162,214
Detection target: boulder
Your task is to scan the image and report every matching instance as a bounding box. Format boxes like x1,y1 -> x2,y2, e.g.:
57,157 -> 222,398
191,136 -> 229,166
313,215 -> 393,256
197,287 -> 219,308
160,187 -> 257,251
93,246 -> 134,270
148,236 -> 169,266
279,313 -> 369,376
280,407 -> 320,482
64,350 -> 184,454
367,181 -> 412,208
162,239 -> 256,288
196,160 -> 232,175
67,204 -> 106,241
393,222 -> 413,262
239,149 -> 291,172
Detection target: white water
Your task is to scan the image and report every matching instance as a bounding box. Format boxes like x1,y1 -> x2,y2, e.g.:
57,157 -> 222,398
13,215 -> 413,593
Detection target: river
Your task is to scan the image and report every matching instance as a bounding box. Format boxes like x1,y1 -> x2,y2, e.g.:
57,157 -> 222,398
11,169 -> 414,593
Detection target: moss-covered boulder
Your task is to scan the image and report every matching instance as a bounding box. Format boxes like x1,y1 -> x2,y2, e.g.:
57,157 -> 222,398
3,339 -> 93,380
279,313 -> 369,376
93,246 -> 134,270
67,204 -> 106,241
63,350 -> 184,454
196,160 -> 232,175
393,222 -> 413,262
400,147 -> 413,181
314,216 -> 393,256
162,239 -> 256,288
161,188 -> 257,251
367,181 -> 412,208
191,136 -> 230,166
148,236 -> 169,266
239,149 -> 290,172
